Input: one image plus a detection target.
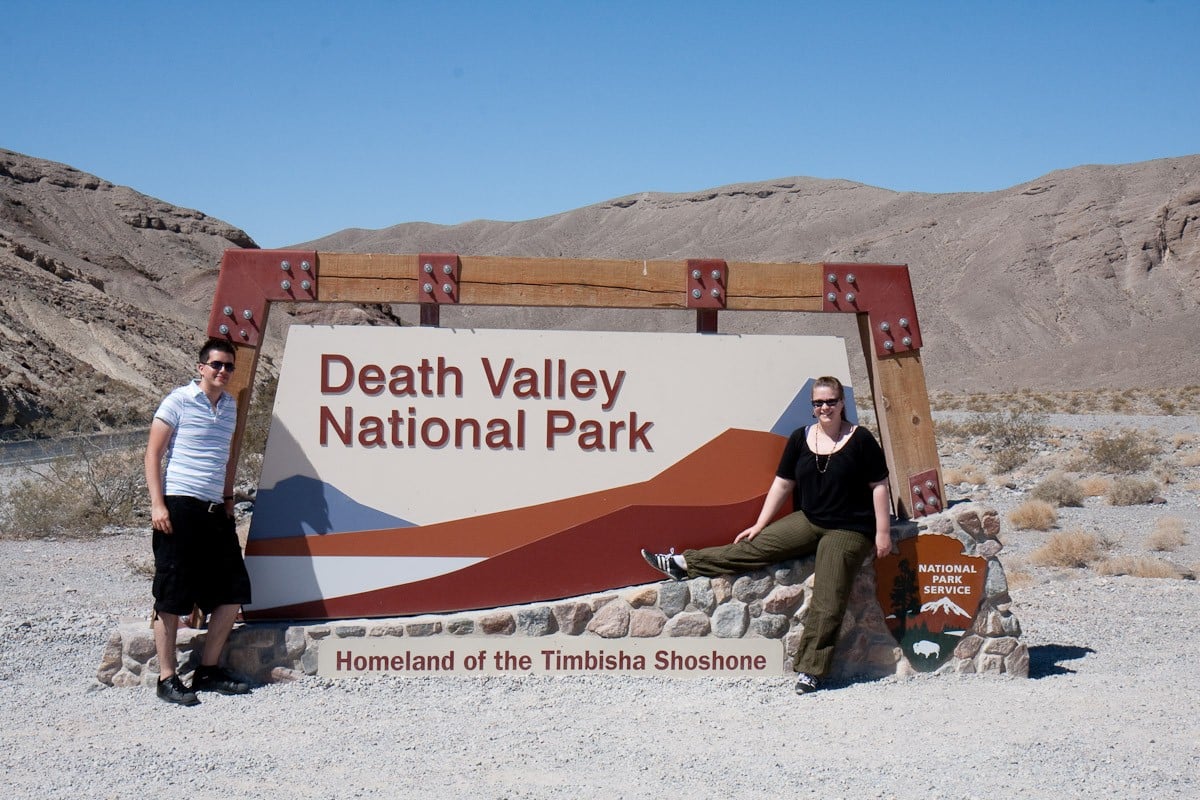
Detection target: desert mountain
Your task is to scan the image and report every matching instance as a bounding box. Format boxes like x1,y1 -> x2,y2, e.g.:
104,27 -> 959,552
304,157 -> 1200,393
2,147 -> 1198,435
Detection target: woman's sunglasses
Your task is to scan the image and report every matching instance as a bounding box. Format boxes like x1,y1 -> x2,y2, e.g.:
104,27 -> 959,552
811,398 -> 841,407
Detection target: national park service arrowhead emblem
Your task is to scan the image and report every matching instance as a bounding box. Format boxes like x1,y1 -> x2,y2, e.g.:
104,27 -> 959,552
875,533 -> 986,672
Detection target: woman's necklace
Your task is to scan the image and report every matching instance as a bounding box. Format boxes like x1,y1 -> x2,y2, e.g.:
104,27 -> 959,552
814,426 -> 840,474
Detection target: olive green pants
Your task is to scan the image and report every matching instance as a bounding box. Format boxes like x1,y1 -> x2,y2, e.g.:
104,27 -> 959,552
683,510 -> 873,677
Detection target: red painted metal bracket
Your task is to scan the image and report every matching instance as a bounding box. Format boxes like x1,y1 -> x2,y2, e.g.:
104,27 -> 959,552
208,249 -> 318,347
821,263 -> 922,357
686,259 -> 727,309
908,469 -> 943,518
418,253 -> 461,304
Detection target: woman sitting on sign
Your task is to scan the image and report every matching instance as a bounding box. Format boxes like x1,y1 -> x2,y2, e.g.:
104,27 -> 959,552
641,375 -> 892,695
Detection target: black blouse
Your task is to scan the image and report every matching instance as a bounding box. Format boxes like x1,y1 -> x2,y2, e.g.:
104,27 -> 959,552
774,425 -> 889,536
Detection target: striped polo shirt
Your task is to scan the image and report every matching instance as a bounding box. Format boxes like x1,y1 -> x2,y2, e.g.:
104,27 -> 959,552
153,380 -> 238,503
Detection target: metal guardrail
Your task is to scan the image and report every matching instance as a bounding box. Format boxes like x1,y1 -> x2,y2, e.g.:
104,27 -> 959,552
0,428 -> 149,466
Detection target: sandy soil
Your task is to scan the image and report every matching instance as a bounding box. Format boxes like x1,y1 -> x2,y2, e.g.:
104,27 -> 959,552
1,413 -> 1198,799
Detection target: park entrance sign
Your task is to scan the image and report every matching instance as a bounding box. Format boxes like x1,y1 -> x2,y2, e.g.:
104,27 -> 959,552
206,250 -> 946,625
244,326 -> 857,620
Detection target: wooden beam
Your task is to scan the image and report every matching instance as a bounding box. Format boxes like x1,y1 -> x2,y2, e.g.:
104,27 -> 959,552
858,314 -> 942,519
314,253 -> 826,310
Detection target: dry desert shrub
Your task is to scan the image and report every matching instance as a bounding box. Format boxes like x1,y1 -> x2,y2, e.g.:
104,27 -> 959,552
1083,428 -> 1160,473
1029,528 -> 1106,568
1105,476 -> 1160,506
1179,451 -> 1200,468
1078,476 -> 1112,496
1031,471 -> 1084,507
1095,556 -> 1182,579
1151,463 -> 1175,486
0,444 -> 145,538
1147,517 -> 1188,552
945,464 -> 986,485
971,408 -> 1048,472
1008,499 -> 1058,531
933,418 -> 974,440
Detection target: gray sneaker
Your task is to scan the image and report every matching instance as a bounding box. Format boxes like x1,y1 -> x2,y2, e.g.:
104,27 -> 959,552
157,674 -> 200,706
641,548 -> 687,581
794,672 -> 820,695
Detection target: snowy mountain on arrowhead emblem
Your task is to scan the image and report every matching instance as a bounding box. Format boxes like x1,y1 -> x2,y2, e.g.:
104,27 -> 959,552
920,596 -> 971,618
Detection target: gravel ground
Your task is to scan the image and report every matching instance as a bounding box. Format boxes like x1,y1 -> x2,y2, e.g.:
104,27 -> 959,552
1,414 -> 1198,799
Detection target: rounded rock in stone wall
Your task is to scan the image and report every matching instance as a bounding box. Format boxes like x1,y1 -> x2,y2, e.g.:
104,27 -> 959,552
285,626 -> 309,658
751,613 -> 789,639
657,581 -> 690,617
954,509 -> 985,540
1005,644 -> 1030,677
688,578 -> 716,614
922,515 -> 956,536
663,611 -> 711,637
985,560 -> 1009,600
226,649 -> 263,681
712,601 -> 749,638
782,629 -> 803,660
711,575 -> 734,603
624,586 -> 658,608
110,670 -> 142,688
405,621 -> 442,637
271,666 -> 303,683
629,607 -> 668,637
982,636 -> 1018,656
977,653 -> 1005,674
479,612 -> 516,635
126,630 -> 156,661
732,571 -> 774,602
976,539 -> 1003,558
763,582 -> 805,616
590,593 -> 619,611
368,623 -> 405,637
517,606 -> 557,636
551,602 -> 592,635
447,618 -> 475,635
954,635 -> 983,659
587,601 -> 631,638
300,646 -> 319,674
773,561 -> 805,586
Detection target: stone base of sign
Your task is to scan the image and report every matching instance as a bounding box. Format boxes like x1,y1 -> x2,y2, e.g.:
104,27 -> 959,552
97,502 -> 1026,687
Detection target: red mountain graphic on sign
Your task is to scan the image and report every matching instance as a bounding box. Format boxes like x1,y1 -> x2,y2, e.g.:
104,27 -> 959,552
245,428 -> 788,620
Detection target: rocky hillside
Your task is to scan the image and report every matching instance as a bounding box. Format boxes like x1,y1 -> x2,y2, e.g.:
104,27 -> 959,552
0,149 -> 256,433
2,147 -> 1198,435
305,158 -> 1200,393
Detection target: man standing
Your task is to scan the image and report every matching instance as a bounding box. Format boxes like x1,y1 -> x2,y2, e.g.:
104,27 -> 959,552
145,338 -> 252,706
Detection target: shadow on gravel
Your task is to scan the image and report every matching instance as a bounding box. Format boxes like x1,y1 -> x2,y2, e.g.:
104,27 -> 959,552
1029,644 -> 1095,678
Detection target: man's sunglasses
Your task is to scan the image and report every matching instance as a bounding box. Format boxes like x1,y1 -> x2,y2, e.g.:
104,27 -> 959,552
203,360 -> 236,373
811,398 -> 841,407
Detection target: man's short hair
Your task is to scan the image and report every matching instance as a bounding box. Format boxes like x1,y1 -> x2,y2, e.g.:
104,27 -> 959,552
199,338 -> 236,364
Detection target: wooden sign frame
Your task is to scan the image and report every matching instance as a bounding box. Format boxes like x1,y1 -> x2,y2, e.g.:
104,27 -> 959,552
207,249 -> 943,518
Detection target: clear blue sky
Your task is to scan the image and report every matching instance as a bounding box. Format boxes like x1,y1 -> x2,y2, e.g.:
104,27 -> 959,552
4,1 -> 1197,248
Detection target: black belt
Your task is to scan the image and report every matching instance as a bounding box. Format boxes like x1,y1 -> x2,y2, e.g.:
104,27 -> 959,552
167,495 -> 226,514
